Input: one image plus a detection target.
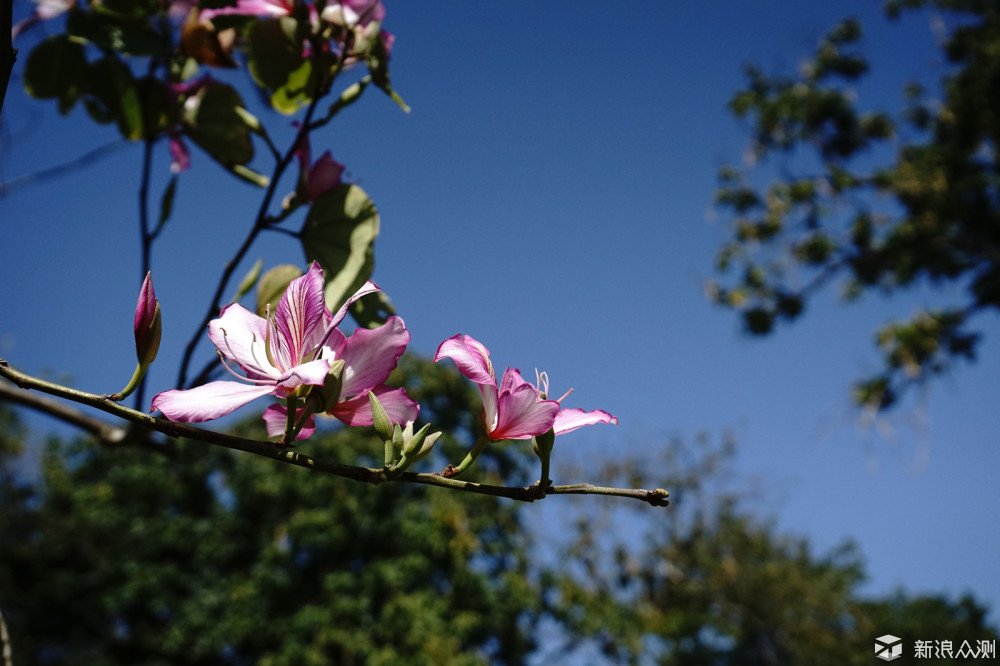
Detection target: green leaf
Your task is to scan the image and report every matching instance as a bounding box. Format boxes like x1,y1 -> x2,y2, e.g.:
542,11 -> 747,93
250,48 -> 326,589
247,18 -> 304,91
300,184 -> 380,316
366,34 -> 409,112
84,56 -> 144,140
246,17 -> 318,114
256,264 -> 303,316
23,35 -> 88,113
96,0 -> 159,17
184,83 -> 255,166
349,290 -> 394,330
229,164 -> 270,187
66,8 -> 163,57
269,60 -> 313,115
155,177 -> 178,235
231,258 -> 264,305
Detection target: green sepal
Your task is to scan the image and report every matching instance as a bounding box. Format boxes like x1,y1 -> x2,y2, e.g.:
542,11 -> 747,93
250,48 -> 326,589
307,359 -> 345,413
532,428 -> 555,460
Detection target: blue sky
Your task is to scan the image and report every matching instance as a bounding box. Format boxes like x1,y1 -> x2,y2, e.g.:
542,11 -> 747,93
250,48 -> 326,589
2,0 -> 999,637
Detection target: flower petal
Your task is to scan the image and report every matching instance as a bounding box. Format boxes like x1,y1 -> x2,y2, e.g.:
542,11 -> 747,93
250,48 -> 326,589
274,358 -> 331,389
553,408 -> 619,435
151,381 -> 276,422
208,303 -> 279,378
330,280 -> 381,329
491,383 -> 559,440
262,404 -> 316,440
306,151 -> 345,201
275,261 -> 331,367
200,0 -> 291,19
327,385 -> 419,426
434,334 -> 495,386
133,272 -> 156,337
338,316 -> 409,396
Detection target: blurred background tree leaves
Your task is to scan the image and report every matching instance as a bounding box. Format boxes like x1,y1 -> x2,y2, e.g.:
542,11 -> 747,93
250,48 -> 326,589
1,360 -> 994,665
709,0 -> 1000,412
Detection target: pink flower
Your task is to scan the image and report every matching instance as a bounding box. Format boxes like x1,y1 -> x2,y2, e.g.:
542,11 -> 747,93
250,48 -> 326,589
321,0 -> 385,27
152,262 -> 416,434
296,135 -> 345,201
434,334 -> 559,441
168,131 -> 191,174
435,334 -> 617,441
12,0 -> 75,40
199,0 -> 294,21
537,371 -> 618,435
134,272 -> 162,368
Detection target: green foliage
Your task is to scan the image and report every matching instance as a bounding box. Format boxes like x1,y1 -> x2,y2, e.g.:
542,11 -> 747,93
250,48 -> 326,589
543,434 -> 999,664
301,184 -> 380,321
1,399 -> 996,664
23,35 -> 87,113
710,2 -> 1000,410
183,81 -> 256,168
0,361 -> 541,665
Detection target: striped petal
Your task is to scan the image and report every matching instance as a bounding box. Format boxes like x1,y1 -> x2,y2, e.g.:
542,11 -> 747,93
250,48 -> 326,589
151,381 -> 276,422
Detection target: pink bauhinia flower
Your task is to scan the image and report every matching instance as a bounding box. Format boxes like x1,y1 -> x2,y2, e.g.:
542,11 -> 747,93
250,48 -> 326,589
434,334 -> 617,441
152,262 -> 416,435
199,0 -> 294,21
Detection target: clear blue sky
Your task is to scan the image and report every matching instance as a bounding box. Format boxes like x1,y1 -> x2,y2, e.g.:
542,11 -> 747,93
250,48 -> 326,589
2,0 -> 998,634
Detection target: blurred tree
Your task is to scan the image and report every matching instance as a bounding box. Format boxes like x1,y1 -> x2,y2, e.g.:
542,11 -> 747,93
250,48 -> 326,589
709,0 -> 999,411
543,434 -> 998,664
3,388 -> 996,664
0,357 -> 543,666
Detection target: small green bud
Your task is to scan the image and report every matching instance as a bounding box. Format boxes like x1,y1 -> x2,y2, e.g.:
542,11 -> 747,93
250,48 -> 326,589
368,390 -> 394,442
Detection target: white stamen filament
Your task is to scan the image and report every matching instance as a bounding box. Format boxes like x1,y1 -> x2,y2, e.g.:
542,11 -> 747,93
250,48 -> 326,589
216,350 -> 275,385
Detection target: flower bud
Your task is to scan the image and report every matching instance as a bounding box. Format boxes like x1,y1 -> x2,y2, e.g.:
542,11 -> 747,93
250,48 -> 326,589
401,422 -> 441,463
114,272 -> 162,401
134,272 -> 161,368
368,389 -> 394,442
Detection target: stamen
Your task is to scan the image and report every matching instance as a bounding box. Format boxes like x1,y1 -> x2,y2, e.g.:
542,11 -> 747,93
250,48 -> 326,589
536,370 -> 550,398
556,388 -> 574,404
220,327 -> 269,377
216,349 -> 274,385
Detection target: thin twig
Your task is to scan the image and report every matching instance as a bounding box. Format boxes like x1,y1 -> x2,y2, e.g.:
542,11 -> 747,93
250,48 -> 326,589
176,93 -> 326,390
0,0 -> 13,124
0,380 -> 127,444
177,39 -> 355,390
0,140 -> 130,197
0,358 -> 669,508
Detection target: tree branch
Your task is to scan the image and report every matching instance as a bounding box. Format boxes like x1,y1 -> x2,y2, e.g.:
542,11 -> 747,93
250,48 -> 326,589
0,380 -> 127,444
0,358 -> 669,508
0,0 -> 13,123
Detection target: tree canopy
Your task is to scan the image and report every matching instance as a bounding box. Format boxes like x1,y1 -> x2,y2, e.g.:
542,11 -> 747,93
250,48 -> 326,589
709,0 -> 999,410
